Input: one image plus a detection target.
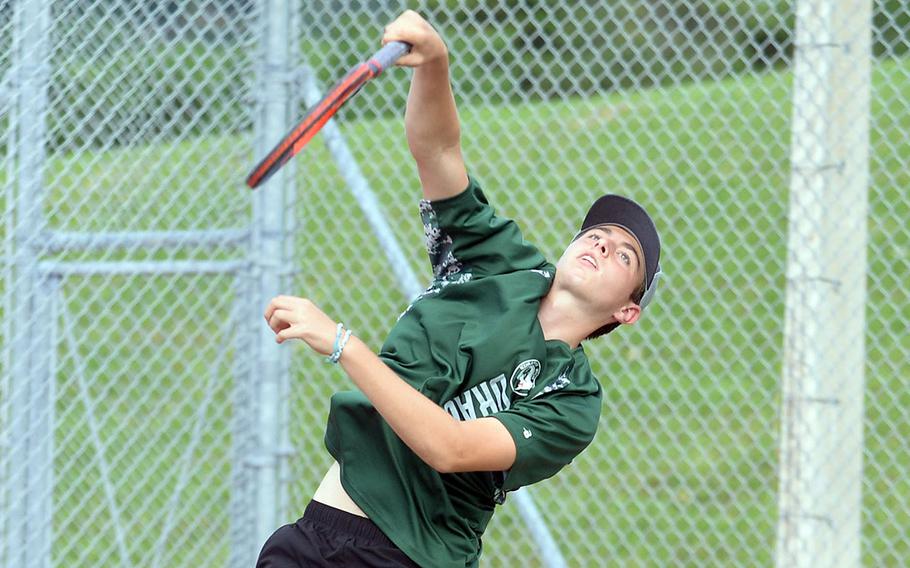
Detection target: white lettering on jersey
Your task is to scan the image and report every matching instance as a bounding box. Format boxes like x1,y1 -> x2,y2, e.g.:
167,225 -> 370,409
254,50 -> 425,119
455,389 -> 477,420
443,399 -> 462,420
441,373 -> 511,421
473,381 -> 499,416
490,374 -> 510,411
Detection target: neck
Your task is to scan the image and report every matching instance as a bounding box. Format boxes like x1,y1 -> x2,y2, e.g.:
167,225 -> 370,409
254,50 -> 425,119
537,288 -> 607,349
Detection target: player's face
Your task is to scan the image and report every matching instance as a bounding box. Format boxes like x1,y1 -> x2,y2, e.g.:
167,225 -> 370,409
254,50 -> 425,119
555,225 -> 646,316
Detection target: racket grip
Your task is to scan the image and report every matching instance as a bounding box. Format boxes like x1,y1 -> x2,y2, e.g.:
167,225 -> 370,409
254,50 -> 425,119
372,41 -> 412,73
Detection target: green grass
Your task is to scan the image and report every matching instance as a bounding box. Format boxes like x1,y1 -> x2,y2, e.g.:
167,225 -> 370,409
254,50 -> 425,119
1,57 -> 908,566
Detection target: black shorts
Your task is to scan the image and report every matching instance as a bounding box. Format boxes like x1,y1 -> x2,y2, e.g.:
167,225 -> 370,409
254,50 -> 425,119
255,501 -> 421,568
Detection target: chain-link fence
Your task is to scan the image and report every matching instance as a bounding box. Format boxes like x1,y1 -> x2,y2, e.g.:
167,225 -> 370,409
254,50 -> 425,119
1,0 -> 907,566
1,1 -> 260,566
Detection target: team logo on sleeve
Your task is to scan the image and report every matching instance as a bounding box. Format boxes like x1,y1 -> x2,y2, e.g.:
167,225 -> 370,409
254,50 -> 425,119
510,359 -> 541,396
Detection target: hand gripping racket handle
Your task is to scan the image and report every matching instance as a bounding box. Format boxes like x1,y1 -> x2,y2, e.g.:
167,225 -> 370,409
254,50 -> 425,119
245,41 -> 412,189
371,41 -> 412,72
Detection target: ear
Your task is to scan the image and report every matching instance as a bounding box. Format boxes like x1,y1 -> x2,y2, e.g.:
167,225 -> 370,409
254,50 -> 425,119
611,302 -> 642,326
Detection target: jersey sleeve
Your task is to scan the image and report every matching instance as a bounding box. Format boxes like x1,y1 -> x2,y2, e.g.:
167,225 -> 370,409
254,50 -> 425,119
491,371 -> 602,492
419,176 -> 549,279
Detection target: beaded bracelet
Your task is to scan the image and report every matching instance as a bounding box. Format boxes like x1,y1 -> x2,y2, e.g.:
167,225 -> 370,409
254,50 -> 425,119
327,323 -> 353,364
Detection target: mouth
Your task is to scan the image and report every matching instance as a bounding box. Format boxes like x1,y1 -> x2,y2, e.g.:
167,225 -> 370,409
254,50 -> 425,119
579,254 -> 597,269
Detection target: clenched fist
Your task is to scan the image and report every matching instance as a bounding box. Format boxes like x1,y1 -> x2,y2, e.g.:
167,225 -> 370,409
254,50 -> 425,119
382,10 -> 448,68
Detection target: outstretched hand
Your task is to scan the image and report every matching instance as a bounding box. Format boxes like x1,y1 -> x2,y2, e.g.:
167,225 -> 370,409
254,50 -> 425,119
263,295 -> 338,354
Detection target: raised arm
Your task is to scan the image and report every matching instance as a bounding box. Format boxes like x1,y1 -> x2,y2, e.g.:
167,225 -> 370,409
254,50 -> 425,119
383,10 -> 468,201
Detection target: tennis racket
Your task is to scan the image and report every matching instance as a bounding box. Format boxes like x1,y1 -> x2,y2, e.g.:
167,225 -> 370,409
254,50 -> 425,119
246,41 -> 412,189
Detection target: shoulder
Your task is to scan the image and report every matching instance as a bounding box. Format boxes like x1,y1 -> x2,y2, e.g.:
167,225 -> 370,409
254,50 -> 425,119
531,345 -> 600,399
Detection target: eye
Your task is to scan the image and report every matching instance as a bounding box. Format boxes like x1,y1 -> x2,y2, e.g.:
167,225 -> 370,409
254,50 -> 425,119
619,251 -> 630,265
589,233 -> 600,241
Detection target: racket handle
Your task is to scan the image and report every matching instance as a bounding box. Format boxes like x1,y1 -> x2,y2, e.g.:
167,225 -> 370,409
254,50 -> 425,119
371,41 -> 412,73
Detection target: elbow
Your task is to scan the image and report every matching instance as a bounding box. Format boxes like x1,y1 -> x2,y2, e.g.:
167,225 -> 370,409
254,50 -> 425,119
429,451 -> 465,474
429,455 -> 457,474
424,423 -> 467,474
407,138 -> 462,168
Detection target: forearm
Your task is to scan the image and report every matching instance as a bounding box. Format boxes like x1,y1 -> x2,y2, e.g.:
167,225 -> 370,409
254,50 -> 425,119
383,10 -> 467,200
405,57 -> 461,160
263,294 -> 516,472
339,336 -> 462,471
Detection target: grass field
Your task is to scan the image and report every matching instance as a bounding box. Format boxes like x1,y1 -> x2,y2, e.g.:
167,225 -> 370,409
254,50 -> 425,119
1,57 -> 908,566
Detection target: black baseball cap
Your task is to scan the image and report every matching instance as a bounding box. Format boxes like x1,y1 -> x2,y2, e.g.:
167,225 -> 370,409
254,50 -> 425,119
576,194 -> 662,308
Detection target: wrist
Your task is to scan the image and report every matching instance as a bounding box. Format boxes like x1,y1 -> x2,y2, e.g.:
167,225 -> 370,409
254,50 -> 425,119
337,335 -> 360,365
430,44 -> 449,65
417,48 -> 449,72
325,323 -> 353,364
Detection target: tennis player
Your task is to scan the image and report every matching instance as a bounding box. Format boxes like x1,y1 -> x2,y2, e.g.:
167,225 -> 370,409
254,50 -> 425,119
256,10 -> 661,568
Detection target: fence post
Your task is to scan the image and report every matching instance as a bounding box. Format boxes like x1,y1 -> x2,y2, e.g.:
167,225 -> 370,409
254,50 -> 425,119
248,0 -> 296,555
777,1 -> 872,566
5,1 -> 53,567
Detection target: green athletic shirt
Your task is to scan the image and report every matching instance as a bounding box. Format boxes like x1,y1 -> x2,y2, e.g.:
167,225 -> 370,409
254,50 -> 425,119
324,176 -> 602,568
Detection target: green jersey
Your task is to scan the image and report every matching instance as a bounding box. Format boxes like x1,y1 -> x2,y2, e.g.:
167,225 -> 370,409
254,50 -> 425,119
324,177 -> 602,567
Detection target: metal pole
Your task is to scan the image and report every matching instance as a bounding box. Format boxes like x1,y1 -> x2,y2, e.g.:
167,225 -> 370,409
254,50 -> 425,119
276,0 -> 303,524
777,1 -> 871,566
6,1 -> 53,567
249,0 -> 295,554
230,274 -> 255,568
41,228 -> 250,252
0,61 -> 15,568
513,487 -> 567,568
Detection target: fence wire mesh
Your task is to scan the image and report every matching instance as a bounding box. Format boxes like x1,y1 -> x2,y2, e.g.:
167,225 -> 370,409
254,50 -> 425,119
1,1 -> 908,567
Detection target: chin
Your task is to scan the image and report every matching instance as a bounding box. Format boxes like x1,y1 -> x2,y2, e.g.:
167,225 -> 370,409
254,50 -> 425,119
555,274 -> 589,296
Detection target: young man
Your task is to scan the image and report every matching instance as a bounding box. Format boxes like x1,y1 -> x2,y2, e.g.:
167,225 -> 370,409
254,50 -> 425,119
257,10 -> 661,568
